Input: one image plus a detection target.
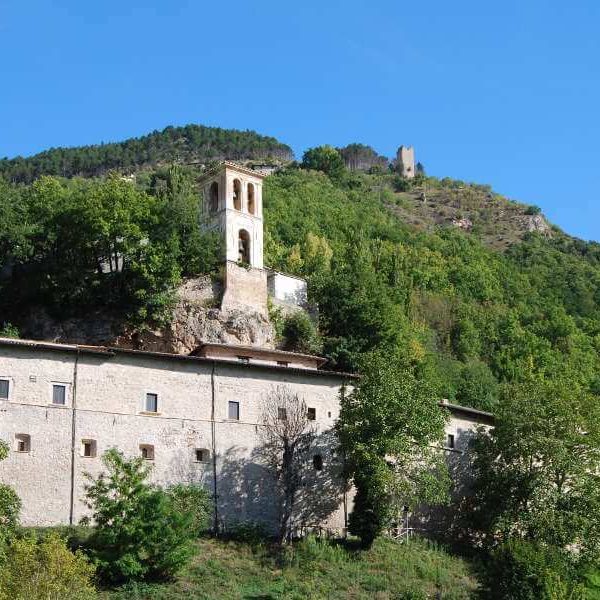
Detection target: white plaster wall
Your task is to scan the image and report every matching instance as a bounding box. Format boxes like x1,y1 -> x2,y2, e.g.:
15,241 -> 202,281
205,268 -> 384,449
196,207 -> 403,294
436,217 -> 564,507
0,346 -> 347,531
267,273 -> 308,307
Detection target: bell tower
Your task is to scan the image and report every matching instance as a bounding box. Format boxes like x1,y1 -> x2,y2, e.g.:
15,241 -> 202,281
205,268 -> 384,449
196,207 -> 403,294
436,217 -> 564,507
201,162 -> 268,315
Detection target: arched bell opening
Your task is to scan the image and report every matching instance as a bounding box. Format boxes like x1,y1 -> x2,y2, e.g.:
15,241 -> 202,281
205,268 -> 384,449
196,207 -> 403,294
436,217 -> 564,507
247,183 -> 256,215
238,229 -> 251,264
233,179 -> 242,211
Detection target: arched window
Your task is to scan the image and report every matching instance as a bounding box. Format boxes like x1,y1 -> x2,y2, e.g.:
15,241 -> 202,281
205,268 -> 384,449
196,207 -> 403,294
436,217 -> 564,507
238,229 -> 251,264
209,181 -> 219,212
233,179 -> 242,211
247,183 -> 255,215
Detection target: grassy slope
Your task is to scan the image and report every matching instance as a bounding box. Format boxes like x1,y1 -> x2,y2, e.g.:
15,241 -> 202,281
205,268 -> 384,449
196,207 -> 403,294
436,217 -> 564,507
104,537 -> 478,600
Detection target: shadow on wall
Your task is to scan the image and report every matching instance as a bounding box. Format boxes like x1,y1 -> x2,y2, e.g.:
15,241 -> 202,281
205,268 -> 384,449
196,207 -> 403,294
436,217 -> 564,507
415,439 -> 478,545
217,429 -> 347,534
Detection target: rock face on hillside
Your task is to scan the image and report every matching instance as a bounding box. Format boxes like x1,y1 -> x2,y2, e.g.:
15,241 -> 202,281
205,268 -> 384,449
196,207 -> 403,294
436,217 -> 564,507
19,276 -> 275,353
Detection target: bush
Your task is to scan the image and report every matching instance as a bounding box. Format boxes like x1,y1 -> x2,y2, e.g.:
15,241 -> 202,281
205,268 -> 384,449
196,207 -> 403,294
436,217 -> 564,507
166,484 -> 212,535
525,205 -> 542,215
0,533 -> 97,600
0,440 -> 21,557
485,540 -> 583,600
281,311 -> 321,354
83,449 -> 194,583
301,145 -> 345,180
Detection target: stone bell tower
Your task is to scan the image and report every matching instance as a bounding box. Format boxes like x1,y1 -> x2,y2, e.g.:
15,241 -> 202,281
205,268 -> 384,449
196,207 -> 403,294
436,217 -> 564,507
200,162 -> 268,315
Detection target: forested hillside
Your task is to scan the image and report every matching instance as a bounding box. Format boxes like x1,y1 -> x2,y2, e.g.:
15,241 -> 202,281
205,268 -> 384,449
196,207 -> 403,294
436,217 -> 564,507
1,135 -> 600,414
0,124 -> 293,183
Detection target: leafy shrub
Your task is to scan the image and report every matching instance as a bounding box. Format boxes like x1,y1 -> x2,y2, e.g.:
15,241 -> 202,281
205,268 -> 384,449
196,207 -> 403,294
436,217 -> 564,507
485,540 -> 582,600
301,145 -> 346,180
281,311 -> 321,354
83,449 -> 194,583
0,440 -> 21,557
525,204 -> 542,215
0,322 -> 19,338
166,484 -> 212,535
0,533 -> 97,600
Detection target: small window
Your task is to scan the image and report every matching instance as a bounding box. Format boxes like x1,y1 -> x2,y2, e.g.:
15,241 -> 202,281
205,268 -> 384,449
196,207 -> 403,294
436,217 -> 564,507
307,407 -> 316,421
277,361 -> 289,368
446,434 -> 455,449
228,401 -> 240,420
327,411 -> 332,418
313,454 -> 323,471
140,444 -> 155,460
81,439 -> 97,458
237,356 -> 250,365
15,434 -> 31,453
145,393 -> 158,413
278,407 -> 287,420
0,379 -> 9,400
195,448 -> 210,463
52,384 -> 66,405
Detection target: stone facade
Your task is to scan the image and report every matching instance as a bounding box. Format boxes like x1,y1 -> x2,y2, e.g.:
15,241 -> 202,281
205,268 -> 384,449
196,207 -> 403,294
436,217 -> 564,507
0,338 -> 349,530
397,145 -> 416,179
0,338 -> 493,532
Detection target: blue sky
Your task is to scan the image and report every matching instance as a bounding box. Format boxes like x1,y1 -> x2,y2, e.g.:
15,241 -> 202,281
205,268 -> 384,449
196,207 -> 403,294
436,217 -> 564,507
1,0 -> 599,240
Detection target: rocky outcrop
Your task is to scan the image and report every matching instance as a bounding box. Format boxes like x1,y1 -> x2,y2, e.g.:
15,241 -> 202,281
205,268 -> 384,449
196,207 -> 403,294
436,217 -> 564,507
19,276 -> 275,353
524,214 -> 552,236
452,217 -> 473,231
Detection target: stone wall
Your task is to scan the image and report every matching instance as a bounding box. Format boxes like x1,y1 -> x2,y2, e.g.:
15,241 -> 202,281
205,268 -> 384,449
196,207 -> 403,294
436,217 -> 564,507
397,145 -> 416,179
0,343 -> 347,531
221,262 -> 268,316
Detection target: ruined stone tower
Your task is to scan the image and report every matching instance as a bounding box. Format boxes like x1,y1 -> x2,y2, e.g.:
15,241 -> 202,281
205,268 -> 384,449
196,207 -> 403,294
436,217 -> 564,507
200,162 -> 268,315
396,145 -> 415,179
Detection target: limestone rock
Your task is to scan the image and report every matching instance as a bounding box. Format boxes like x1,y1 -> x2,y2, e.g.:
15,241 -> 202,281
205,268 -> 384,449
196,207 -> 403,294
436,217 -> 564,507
525,213 -> 551,235
19,276 -> 275,353
452,217 -> 473,231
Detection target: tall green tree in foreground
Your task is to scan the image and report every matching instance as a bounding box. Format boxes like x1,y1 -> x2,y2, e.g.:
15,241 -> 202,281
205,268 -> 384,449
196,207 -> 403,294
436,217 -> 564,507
337,352 -> 450,547
463,377 -> 600,563
83,449 -> 194,583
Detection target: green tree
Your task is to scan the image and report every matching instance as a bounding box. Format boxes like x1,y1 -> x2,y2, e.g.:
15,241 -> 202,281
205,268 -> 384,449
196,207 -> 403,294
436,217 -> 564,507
301,145 -> 345,180
282,311 -> 321,355
463,378 -> 600,561
83,449 -> 194,583
337,352 -> 450,546
455,360 -> 499,411
0,440 -> 21,558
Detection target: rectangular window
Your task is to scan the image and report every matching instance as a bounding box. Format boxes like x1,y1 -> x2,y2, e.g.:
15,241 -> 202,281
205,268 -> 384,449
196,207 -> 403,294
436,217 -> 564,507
278,407 -> 287,420
307,407 -> 316,421
0,379 -> 9,400
446,434 -> 455,449
228,401 -> 240,420
145,393 -> 158,413
81,439 -> 97,458
52,384 -> 66,405
195,448 -> 210,463
140,444 -> 155,460
15,434 -> 31,453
